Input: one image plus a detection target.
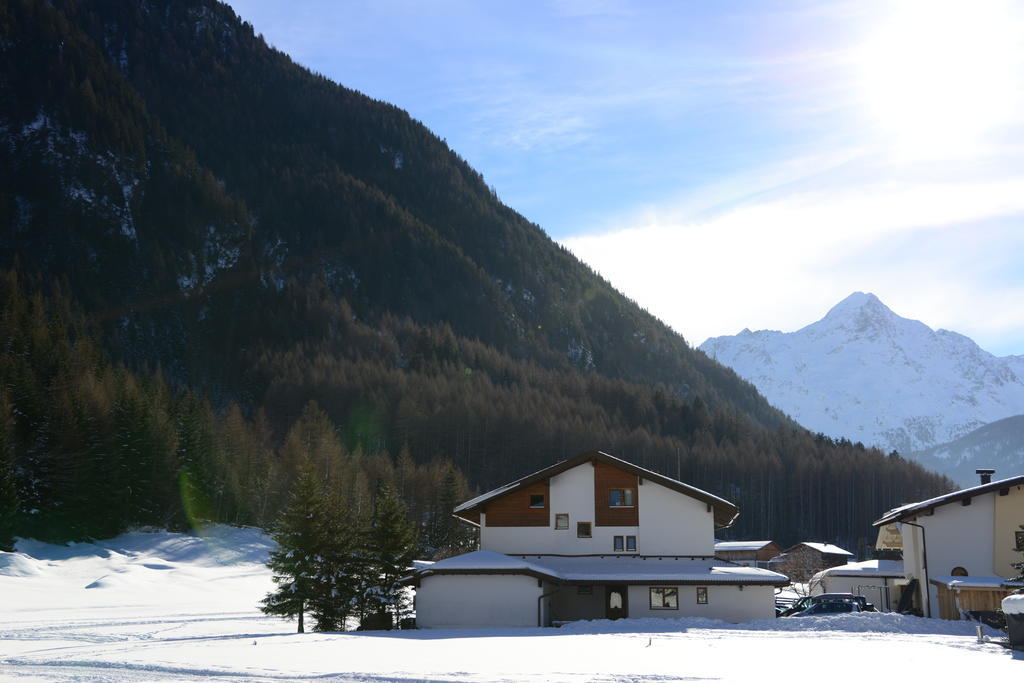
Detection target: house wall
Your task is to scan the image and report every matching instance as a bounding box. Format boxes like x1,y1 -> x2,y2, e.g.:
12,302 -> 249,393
901,492 -> 998,618
594,460 -> 639,526
549,584 -> 607,622
481,463 -> 640,554
993,483 -> 1024,579
637,479 -> 715,556
483,481 -> 549,527
924,494 -> 996,577
482,462 -> 684,555
716,550 -> 757,564
626,584 -> 774,622
415,574 -> 542,628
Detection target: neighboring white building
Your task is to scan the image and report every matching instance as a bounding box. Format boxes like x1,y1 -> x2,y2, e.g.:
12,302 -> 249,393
811,559 -> 906,611
873,472 -> 1024,620
407,451 -> 789,628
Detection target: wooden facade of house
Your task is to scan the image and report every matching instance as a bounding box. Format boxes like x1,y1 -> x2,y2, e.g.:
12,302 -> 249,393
714,541 -> 782,566
933,581 -> 1018,620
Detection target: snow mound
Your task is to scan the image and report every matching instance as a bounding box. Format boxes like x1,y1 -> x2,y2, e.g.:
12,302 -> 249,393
559,612 -> 1002,637
0,551 -> 44,577
14,524 -> 273,568
1003,591 -> 1024,615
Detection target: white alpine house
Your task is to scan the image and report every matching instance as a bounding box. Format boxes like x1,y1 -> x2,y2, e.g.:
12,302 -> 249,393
406,451 -> 788,628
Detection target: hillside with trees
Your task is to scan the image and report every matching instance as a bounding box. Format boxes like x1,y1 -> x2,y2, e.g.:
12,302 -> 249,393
0,0 -> 953,551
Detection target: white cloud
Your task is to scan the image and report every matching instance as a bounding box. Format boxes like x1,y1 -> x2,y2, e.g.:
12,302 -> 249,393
562,162 -> 1024,352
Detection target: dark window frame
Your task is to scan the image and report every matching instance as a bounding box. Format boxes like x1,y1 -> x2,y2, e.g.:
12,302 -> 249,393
578,585 -> 593,595
554,513 -> 569,530
609,488 -> 635,507
577,521 -> 592,538
696,586 -> 708,604
613,535 -> 624,552
649,587 -> 679,610
626,535 -> 637,552
529,494 -> 545,508
1016,530 -> 1024,551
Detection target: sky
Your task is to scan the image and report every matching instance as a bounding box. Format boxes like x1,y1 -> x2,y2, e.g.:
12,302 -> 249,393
227,0 -> 1024,355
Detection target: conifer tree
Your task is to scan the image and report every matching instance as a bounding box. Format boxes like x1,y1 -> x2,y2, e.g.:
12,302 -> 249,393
0,421 -> 20,552
260,465 -> 323,633
1011,530 -> 1024,583
432,465 -> 475,559
309,491 -> 364,631
363,484 -> 417,627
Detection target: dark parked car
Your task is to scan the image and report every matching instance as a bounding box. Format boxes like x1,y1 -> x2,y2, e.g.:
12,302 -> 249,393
779,593 -> 875,617
791,600 -> 864,616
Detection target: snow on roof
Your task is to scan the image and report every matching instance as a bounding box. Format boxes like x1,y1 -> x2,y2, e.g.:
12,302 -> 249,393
813,560 -> 905,581
423,550 -> 556,576
874,474 -> 1024,526
799,542 -> 852,556
415,552 -> 790,585
930,575 -> 1024,590
715,541 -> 775,552
453,482 -> 519,513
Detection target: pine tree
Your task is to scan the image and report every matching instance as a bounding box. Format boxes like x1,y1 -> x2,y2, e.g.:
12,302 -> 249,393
432,465 -> 475,559
260,466 -> 323,633
363,484 -> 417,628
0,420 -> 20,552
1011,531 -> 1024,583
308,491 -> 364,632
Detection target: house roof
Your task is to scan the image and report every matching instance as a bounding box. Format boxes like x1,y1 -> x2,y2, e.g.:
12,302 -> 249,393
930,575 -> 1024,590
873,474 -> 1024,526
411,550 -> 789,586
812,559 -> 905,581
714,541 -> 776,552
453,450 -> 740,528
776,542 -> 852,557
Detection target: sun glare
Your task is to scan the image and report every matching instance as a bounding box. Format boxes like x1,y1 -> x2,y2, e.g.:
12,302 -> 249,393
858,0 -> 1023,157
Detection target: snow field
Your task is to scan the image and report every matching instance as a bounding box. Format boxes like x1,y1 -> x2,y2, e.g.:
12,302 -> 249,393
2,527 -> 1021,681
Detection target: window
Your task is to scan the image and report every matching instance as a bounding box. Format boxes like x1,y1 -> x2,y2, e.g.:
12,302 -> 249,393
951,566 -> 968,577
578,585 -> 593,595
529,494 -> 545,508
696,587 -> 708,604
650,587 -> 678,610
1016,531 -> 1024,551
613,536 -> 624,552
609,489 -> 635,507
626,535 -> 637,552
555,513 -> 569,530
577,522 -> 592,538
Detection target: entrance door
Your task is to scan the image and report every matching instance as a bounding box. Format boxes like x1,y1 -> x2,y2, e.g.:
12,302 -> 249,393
605,585 -> 628,620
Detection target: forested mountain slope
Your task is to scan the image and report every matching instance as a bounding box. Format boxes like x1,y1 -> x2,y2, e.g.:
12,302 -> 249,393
0,0 -> 952,549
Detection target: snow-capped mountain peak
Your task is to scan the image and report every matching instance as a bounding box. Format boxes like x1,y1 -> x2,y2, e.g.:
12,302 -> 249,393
700,293 -> 1024,459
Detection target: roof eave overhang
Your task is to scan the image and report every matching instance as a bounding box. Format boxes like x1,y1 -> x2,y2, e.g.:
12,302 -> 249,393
873,476 -> 1024,527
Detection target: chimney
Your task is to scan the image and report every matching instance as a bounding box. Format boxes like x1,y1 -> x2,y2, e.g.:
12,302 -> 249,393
976,469 -> 995,485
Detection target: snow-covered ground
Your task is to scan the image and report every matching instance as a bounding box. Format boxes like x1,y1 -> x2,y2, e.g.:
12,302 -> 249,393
2,527 -> 1021,681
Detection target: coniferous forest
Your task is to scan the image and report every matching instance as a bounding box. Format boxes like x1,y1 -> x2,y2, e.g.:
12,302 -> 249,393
0,0 -> 954,554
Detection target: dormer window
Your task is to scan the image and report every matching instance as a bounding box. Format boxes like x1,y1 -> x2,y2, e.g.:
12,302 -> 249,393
529,494 -> 545,508
609,489 -> 634,507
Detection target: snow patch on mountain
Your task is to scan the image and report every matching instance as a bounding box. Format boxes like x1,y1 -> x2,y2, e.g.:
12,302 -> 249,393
699,292 -> 1024,456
